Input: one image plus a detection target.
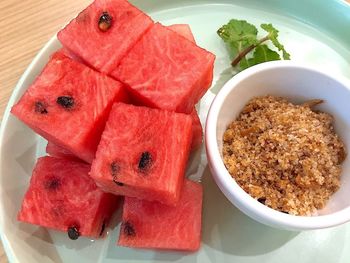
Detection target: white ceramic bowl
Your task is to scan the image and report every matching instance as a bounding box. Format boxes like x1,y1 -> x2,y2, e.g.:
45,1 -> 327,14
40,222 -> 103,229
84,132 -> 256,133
205,61 -> 350,231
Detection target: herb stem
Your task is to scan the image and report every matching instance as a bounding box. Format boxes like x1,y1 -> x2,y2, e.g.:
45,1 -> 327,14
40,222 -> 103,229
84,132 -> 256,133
231,35 -> 270,67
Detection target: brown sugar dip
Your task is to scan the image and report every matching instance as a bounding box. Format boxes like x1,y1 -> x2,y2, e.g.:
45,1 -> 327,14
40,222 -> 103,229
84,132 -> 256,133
222,95 -> 346,216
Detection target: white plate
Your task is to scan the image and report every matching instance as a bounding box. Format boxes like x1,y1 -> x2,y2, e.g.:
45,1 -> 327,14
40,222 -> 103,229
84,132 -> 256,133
1,0 -> 350,262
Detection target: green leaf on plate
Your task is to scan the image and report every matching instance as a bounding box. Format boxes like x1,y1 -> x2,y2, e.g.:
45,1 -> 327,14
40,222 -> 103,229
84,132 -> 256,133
217,19 -> 259,58
218,19 -> 291,73
240,45 -> 281,70
261,23 -> 291,60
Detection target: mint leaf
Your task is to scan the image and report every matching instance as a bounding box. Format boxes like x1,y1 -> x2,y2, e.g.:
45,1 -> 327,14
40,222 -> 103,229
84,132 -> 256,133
261,23 -> 290,60
239,45 -> 280,70
251,44 -> 281,63
239,58 -> 252,70
217,19 -> 259,58
218,19 -> 291,73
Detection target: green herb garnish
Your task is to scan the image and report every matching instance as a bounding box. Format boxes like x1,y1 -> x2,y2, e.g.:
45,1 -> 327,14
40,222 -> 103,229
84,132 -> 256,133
217,19 -> 290,71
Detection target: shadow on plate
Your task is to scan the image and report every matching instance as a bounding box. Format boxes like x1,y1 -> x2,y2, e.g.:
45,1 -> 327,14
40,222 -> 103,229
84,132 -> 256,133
186,145 -> 203,178
2,126 -> 37,181
210,67 -> 236,95
15,142 -> 37,177
201,165 -> 299,256
15,223 -> 63,263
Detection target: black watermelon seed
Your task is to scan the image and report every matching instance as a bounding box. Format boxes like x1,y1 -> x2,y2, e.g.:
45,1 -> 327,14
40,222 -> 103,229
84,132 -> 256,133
45,177 -> 60,190
257,197 -> 266,205
138,152 -> 152,172
112,178 -> 124,186
122,221 -> 136,237
111,162 -> 123,186
99,220 -> 106,236
57,96 -> 74,109
98,12 -> 112,32
67,226 -> 80,240
110,162 -> 120,176
34,101 -> 48,114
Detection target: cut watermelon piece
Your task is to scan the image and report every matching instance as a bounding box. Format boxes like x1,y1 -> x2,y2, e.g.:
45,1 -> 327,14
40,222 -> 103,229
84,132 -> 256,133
90,103 -> 192,205
111,22 -> 215,114
11,51 -> 128,163
190,108 -> 203,150
118,180 -> 203,251
123,24 -> 196,108
46,141 -> 82,162
18,156 -> 119,239
57,0 -> 153,74
168,24 -> 196,43
59,47 -> 86,65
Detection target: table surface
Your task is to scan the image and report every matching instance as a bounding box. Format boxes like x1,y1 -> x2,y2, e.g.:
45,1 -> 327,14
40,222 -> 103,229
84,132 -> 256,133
1,0 -> 350,262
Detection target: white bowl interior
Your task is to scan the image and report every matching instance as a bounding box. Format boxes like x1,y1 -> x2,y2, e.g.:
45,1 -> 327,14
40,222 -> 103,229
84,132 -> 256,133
216,64 -> 350,215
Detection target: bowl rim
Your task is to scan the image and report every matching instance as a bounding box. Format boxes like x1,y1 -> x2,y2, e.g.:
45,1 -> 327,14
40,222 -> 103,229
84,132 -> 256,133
205,60 -> 350,230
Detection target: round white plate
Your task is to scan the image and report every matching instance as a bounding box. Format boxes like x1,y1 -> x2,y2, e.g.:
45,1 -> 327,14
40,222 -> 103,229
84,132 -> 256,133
1,0 -> 350,262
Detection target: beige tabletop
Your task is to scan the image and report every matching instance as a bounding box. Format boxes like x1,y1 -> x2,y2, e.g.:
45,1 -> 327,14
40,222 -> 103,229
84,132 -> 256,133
1,0 -> 350,262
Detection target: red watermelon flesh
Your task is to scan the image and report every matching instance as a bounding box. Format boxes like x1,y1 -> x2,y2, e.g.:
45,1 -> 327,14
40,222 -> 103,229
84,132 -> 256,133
18,156 -> 119,239
118,180 -> 203,251
121,23 -> 202,151
59,47 -> 86,65
122,23 -> 195,108
190,108 -> 203,150
11,51 -> 129,163
167,24 -> 196,43
57,0 -> 153,74
60,24 -> 194,66
46,141 -> 82,162
170,26 -> 213,92
90,102 -> 192,205
111,22 -> 215,114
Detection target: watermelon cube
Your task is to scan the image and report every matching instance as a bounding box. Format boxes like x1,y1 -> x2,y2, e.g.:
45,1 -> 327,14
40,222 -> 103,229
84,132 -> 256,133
18,156 -> 119,239
190,108 -> 203,150
59,47 -> 87,65
168,24 -> 196,43
57,0 -> 153,74
111,22 -> 215,114
11,51 -> 128,163
118,180 -> 203,251
46,141 -> 82,162
90,103 -> 192,205
121,23 -> 196,108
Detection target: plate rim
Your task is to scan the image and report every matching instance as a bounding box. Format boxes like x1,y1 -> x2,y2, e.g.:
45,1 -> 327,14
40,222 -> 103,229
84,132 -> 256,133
1,0 -> 350,262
